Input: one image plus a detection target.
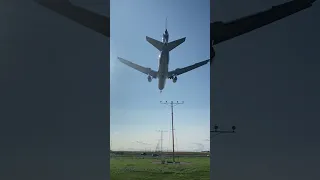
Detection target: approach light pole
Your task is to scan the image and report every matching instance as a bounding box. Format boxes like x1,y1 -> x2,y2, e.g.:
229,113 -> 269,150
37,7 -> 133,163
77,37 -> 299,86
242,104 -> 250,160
160,100 -> 184,163
156,130 -> 168,157
211,124 -> 237,138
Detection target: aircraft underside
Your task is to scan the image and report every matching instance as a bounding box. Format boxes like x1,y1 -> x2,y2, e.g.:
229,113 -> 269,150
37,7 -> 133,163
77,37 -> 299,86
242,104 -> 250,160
158,77 -> 166,91
33,0 -> 317,90
35,0 -> 317,69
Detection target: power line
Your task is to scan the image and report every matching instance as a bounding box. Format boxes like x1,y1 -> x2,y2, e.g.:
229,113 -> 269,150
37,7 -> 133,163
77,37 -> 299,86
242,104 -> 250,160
160,100 -> 184,163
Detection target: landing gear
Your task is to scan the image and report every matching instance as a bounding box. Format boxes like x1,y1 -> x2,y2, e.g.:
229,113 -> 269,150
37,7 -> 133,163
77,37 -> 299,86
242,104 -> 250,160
160,90 -> 162,93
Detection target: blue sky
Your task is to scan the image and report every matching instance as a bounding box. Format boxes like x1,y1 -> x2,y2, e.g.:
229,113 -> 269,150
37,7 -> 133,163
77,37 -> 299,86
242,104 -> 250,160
110,0 -> 210,151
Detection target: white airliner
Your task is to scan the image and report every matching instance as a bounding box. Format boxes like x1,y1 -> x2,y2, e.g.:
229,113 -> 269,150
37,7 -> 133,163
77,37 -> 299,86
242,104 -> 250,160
118,20 -> 209,92
36,0 -> 317,66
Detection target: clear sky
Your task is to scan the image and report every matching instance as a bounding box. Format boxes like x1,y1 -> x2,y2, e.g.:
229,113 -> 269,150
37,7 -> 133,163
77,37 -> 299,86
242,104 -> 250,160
110,0 -> 210,151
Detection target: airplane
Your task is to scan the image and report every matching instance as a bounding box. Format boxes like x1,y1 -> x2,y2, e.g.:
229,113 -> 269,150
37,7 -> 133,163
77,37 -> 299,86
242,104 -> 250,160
34,0 -> 110,38
211,0 -> 317,63
35,0 -> 317,65
118,19 -> 210,92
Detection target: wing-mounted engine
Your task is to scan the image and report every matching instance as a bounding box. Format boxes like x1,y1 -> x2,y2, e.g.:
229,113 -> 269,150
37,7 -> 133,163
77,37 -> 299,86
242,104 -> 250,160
145,67 -> 154,82
172,76 -> 177,83
168,75 -> 177,83
168,69 -> 179,83
147,75 -> 152,82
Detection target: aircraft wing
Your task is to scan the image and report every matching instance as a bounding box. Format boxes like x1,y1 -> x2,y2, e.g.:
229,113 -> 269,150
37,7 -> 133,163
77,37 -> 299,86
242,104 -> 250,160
35,0 -> 110,38
118,57 -> 158,78
168,59 -> 210,78
212,0 -> 316,45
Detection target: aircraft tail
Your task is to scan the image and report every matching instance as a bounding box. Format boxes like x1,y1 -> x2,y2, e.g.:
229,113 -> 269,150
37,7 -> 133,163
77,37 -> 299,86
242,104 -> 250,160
166,37 -> 186,51
146,36 -> 163,51
146,36 -> 186,52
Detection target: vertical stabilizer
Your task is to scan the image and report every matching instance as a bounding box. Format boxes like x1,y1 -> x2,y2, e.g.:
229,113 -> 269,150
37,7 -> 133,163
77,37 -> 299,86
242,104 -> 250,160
146,17 -> 186,52
163,18 -> 169,43
165,17 -> 167,30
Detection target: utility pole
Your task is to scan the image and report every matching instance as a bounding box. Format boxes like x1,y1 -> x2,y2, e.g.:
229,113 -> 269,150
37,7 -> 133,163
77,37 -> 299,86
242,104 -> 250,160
160,100 -> 184,163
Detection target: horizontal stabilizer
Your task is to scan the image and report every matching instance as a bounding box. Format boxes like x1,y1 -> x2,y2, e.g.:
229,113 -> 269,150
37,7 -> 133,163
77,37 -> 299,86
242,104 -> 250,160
166,37 -> 186,51
146,36 -> 164,51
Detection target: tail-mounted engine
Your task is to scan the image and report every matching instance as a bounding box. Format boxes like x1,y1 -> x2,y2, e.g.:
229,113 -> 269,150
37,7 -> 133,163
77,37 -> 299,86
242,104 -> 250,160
147,75 -> 152,82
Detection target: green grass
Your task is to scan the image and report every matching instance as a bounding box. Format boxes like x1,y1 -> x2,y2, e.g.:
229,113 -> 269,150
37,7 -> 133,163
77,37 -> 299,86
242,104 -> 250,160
110,156 -> 209,180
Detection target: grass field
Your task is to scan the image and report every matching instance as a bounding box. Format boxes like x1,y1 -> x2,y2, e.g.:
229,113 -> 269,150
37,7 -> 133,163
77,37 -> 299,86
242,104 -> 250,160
110,153 -> 210,180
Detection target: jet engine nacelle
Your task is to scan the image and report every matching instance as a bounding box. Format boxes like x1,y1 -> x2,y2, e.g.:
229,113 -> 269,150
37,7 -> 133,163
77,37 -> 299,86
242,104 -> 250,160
172,76 -> 177,83
147,75 -> 152,82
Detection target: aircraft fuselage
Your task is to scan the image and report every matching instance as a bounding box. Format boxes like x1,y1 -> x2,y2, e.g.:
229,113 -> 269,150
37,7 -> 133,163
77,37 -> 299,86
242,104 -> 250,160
157,46 -> 169,91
